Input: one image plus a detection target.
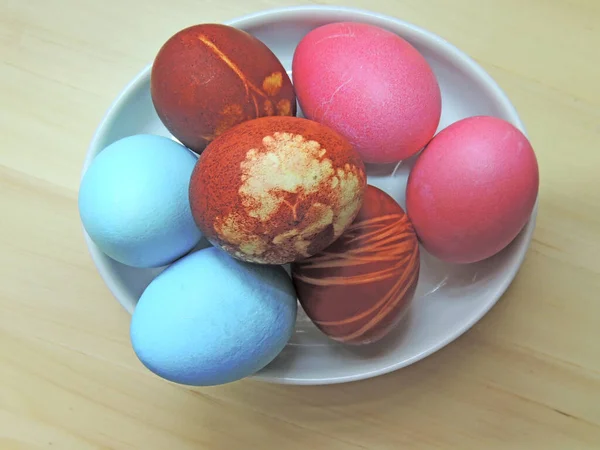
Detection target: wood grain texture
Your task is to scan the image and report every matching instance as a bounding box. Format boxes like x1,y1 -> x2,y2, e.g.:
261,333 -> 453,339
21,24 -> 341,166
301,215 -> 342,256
1,0 -> 599,448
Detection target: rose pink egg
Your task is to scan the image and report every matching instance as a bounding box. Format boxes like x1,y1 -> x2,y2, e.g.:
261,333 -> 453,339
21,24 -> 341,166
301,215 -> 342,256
292,22 -> 441,164
406,116 -> 539,264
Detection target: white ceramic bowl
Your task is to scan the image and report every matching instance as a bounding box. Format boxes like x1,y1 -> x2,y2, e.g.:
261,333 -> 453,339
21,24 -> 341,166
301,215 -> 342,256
82,5 -> 538,385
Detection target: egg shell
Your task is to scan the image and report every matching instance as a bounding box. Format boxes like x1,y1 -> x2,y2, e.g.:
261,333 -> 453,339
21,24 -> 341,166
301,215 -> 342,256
406,116 -> 539,264
189,116 -> 367,265
291,185 -> 420,345
78,134 -> 202,268
151,23 -> 296,154
292,21 -> 441,164
130,247 -> 298,386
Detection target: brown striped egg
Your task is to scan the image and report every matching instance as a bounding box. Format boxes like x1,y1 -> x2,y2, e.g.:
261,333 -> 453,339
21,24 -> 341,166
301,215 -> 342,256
151,23 -> 296,154
189,116 -> 367,265
291,185 -> 420,345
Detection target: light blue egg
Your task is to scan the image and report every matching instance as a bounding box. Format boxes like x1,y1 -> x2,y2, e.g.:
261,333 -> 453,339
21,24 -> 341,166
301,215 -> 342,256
130,247 -> 298,386
78,134 -> 202,268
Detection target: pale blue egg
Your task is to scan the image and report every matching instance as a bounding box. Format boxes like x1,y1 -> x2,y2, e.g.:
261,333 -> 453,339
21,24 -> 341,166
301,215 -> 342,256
130,247 -> 298,386
78,134 -> 202,268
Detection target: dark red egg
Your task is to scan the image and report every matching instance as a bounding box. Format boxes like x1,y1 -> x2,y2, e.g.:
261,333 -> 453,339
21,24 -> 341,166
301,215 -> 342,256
291,185 -> 420,345
189,116 -> 367,265
151,23 -> 296,153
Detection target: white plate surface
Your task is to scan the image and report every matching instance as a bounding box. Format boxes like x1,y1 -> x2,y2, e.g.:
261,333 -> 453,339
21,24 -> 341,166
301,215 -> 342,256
82,6 -> 538,385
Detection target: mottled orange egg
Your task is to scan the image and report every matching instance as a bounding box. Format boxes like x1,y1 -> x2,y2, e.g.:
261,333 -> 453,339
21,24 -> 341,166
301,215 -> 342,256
151,23 -> 296,154
291,185 -> 420,345
189,116 -> 367,265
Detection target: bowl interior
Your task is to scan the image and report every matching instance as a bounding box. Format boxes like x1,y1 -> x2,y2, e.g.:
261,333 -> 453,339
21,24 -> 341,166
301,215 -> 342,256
83,6 -> 537,385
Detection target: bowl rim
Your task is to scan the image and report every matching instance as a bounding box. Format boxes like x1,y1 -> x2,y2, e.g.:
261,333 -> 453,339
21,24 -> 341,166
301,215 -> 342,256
81,4 -> 539,385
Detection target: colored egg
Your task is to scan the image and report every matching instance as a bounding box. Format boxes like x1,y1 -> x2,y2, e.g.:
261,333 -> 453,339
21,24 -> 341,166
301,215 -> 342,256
151,23 -> 296,154
189,116 -> 367,265
78,134 -> 202,268
292,21 -> 441,164
291,185 -> 420,345
406,116 -> 539,264
130,247 -> 297,386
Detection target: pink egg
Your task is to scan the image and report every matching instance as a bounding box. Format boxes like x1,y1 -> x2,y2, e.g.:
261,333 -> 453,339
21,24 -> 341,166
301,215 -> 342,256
405,116 -> 539,264
292,22 -> 441,164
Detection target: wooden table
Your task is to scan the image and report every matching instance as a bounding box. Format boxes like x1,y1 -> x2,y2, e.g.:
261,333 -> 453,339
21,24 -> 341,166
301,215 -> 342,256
2,0 -> 599,448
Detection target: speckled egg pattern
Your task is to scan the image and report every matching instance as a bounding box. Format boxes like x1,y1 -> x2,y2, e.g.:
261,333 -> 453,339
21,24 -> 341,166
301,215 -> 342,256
189,116 -> 367,264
